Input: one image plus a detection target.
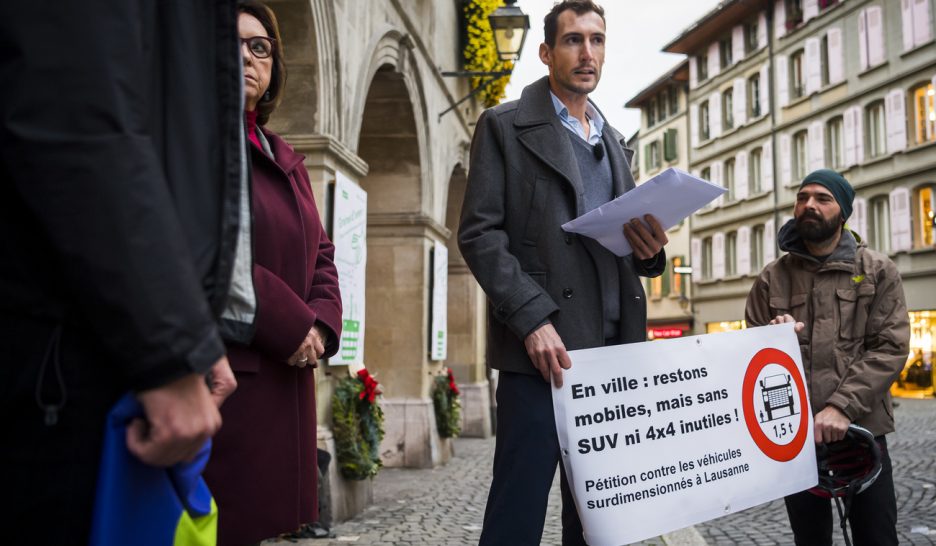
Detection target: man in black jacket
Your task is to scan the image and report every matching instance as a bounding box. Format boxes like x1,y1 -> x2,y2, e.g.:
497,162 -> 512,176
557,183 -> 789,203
0,1 -> 255,542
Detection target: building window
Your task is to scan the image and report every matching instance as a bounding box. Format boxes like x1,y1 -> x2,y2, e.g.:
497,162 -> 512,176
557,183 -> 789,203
701,167 -> 712,209
663,128 -> 678,162
793,130 -> 808,180
706,320 -> 747,333
745,20 -> 759,54
819,0 -> 840,10
750,147 -> 763,194
827,116 -> 844,169
867,100 -> 887,158
790,49 -> 805,100
913,82 -> 936,145
720,37 -> 733,68
702,237 -> 713,279
752,225 -> 765,271
725,159 -> 736,201
869,196 -> 891,253
700,101 -> 710,140
786,0 -> 805,31
650,275 -> 663,299
645,140 -> 661,172
748,73 -> 762,118
723,88 -> 734,130
697,54 -> 709,82
820,34 -> 831,87
726,231 -> 738,276
657,94 -> 667,123
671,256 -> 686,297
668,87 -> 679,117
648,98 -> 657,127
916,185 -> 936,248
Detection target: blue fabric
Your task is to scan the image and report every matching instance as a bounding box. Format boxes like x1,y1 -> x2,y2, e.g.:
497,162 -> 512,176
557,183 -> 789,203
89,393 -> 215,546
549,91 -> 604,145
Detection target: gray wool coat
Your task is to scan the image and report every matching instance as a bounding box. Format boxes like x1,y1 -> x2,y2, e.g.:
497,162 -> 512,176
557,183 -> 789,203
458,76 -> 665,376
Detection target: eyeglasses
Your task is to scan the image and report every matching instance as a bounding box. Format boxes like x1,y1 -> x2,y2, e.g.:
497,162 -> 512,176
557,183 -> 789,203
241,36 -> 276,59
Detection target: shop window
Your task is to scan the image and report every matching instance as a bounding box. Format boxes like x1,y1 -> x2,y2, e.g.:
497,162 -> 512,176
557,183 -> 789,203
723,88 -> 734,130
702,237 -> 713,279
725,159 -> 736,201
866,100 -> 887,158
912,82 -> 936,146
892,310 -> 935,397
869,195 -> 891,253
748,73 -> 762,118
826,116 -> 844,169
726,231 -> 738,276
790,49 -> 805,100
706,320 -> 746,333
700,100 -> 711,140
792,130 -> 808,180
915,184 -> 936,248
750,147 -> 763,194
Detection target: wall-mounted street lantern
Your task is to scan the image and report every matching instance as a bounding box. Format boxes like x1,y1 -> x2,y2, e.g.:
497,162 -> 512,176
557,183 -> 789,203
488,0 -> 530,62
439,0 -> 530,119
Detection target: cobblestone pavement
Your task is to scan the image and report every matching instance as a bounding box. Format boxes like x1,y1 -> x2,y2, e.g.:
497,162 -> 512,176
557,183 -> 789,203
268,398 -> 935,546
696,398 -> 936,545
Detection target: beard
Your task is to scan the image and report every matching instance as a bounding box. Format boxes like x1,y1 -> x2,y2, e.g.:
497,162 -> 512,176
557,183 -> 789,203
795,211 -> 841,242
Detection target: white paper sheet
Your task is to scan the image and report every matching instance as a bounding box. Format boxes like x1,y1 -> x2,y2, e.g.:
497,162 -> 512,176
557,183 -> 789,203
561,168 -> 726,257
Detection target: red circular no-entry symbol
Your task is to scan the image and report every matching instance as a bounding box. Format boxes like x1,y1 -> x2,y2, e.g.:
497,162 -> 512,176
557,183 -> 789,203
742,347 -> 809,462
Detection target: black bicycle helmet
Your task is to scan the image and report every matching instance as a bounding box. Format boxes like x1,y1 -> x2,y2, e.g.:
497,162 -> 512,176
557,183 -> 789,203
809,424 -> 882,499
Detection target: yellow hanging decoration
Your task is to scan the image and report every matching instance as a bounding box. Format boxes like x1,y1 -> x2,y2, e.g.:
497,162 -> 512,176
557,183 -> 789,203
463,0 -> 515,107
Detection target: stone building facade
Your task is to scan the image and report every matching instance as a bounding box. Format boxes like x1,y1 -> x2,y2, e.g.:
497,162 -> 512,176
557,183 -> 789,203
261,0 -> 494,520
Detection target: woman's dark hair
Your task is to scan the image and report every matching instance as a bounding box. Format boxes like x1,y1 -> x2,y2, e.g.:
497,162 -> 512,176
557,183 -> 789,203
543,1 -> 606,48
238,0 -> 287,125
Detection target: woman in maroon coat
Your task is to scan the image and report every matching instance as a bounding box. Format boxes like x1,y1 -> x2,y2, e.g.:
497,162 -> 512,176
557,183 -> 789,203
204,2 -> 342,544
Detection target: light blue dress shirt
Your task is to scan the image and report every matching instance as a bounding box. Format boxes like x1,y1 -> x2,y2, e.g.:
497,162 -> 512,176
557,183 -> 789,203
549,91 -> 605,146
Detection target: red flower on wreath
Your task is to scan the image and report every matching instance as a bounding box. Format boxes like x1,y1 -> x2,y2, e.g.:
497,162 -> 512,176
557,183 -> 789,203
446,368 -> 460,396
357,368 -> 382,404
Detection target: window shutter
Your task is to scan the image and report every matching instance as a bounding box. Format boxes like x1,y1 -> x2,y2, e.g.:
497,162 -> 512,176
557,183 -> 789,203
827,27 -> 844,84
690,56 -> 698,88
737,226 -> 751,276
759,64 -> 771,116
733,78 -> 747,126
733,25 -> 745,63
710,91 -> 722,138
775,1 -> 787,38
713,232 -> 726,279
736,151 -> 749,200
644,144 -> 650,172
758,12 -> 768,49
805,37 -> 822,95
902,0 -> 916,51
885,88 -> 908,153
764,219 -> 776,263
762,139 -> 774,191
691,238 -> 702,282
664,129 -> 678,162
708,42 -> 720,78
804,0 -> 819,21
854,105 -> 865,163
889,187 -> 912,251
808,121 -> 825,171
777,55 -> 789,107
690,103 -> 699,148
843,106 -> 857,166
852,197 -> 868,240
868,6 -> 886,67
913,0 -> 932,47
859,9 -> 869,71
780,133 -> 792,186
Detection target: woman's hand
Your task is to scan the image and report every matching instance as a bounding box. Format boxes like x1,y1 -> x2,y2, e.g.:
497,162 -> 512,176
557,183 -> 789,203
287,326 -> 327,367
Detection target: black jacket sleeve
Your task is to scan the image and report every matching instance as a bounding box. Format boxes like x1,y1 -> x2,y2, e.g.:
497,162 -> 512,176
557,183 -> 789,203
0,1 -> 224,390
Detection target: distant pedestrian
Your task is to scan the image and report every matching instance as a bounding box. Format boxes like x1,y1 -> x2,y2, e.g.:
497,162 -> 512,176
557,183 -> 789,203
458,1 -> 667,544
745,169 -> 910,545
203,2 -> 342,544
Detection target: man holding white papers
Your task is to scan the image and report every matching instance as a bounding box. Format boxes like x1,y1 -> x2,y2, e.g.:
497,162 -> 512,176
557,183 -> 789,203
458,2 -> 667,544
745,169 -> 909,545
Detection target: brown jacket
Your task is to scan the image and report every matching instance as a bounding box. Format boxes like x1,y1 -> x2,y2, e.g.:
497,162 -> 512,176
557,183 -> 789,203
745,222 -> 910,436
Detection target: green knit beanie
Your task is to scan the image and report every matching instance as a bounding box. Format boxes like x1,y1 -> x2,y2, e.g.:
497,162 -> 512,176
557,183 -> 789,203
800,169 -> 855,221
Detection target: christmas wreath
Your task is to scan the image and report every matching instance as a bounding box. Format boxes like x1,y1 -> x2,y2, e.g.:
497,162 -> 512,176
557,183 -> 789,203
432,368 -> 462,438
332,368 -> 384,480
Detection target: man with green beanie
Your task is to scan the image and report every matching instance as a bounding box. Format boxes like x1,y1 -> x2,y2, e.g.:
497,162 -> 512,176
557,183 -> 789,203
745,169 -> 910,545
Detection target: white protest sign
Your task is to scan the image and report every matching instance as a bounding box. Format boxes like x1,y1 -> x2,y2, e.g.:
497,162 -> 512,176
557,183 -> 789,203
331,171 -> 367,366
552,324 -> 816,546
